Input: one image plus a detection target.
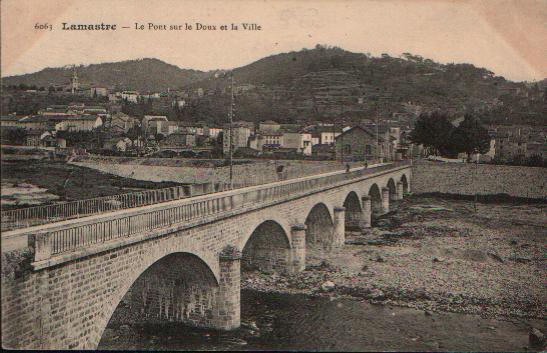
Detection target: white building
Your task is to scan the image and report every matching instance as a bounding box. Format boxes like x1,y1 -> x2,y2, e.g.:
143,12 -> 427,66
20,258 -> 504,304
120,91 -> 140,103
54,116 -> 103,132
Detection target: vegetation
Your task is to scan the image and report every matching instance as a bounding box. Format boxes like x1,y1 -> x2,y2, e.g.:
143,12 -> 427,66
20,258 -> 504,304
409,112 -> 490,158
3,47 -> 545,126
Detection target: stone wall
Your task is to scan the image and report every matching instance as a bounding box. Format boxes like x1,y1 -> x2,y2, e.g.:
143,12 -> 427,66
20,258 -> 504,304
71,157 -> 362,185
412,160 -> 546,199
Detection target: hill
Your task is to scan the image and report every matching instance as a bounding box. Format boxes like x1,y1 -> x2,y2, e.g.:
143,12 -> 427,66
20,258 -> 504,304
176,46 -> 546,126
3,46 -> 545,126
2,58 -> 213,92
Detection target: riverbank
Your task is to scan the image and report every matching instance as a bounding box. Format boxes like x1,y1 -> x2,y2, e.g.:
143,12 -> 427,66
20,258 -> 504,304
242,195 -> 546,321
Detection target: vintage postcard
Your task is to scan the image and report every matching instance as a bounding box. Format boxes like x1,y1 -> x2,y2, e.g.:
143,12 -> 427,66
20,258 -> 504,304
1,0 -> 545,351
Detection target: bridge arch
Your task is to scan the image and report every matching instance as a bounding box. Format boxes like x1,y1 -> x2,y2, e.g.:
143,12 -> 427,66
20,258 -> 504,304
305,202 -> 334,246
343,191 -> 362,230
242,220 -> 291,273
368,183 -> 383,219
386,178 -> 397,201
400,174 -> 409,195
94,251 -> 218,348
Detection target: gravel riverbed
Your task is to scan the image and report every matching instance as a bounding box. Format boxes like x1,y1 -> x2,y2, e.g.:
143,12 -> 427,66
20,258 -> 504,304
242,195 -> 546,321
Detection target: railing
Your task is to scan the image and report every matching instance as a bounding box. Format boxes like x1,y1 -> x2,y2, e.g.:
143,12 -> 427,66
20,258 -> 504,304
1,181 -> 252,231
1,160 -> 373,230
27,160 -> 411,263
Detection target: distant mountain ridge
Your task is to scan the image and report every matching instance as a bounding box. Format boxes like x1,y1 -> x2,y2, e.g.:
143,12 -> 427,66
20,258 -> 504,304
2,58 -> 213,92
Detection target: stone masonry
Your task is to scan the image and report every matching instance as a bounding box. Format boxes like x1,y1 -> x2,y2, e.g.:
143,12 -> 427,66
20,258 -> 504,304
1,166 -> 411,349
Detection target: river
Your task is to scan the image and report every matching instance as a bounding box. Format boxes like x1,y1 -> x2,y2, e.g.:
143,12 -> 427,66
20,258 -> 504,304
99,289 -> 535,351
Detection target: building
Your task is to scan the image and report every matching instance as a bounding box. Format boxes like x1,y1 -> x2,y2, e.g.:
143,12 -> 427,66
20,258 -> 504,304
281,132 -> 313,155
109,113 -> 139,134
17,116 -> 57,130
0,115 -> 24,128
223,124 -> 251,155
70,68 -> 79,94
54,116 -> 103,132
142,115 -> 168,134
25,130 -> 56,147
303,126 -> 342,145
103,137 -> 133,152
89,87 -> 108,97
259,120 -> 281,132
160,132 -> 196,149
120,91 -> 140,103
334,125 -> 391,162
493,125 -> 546,162
206,126 -> 223,139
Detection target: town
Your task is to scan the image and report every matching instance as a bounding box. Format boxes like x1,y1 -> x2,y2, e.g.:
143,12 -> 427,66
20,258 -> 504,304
1,66 -> 545,166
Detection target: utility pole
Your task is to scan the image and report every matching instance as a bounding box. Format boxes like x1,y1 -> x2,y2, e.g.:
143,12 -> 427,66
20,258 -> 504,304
339,105 -> 344,164
376,111 -> 380,164
229,71 -> 234,189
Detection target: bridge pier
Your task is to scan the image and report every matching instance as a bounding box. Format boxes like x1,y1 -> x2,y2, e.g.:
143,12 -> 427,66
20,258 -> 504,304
381,187 -> 390,214
359,196 -> 372,230
332,206 -> 346,247
396,181 -> 404,200
290,224 -> 306,272
214,246 -> 241,330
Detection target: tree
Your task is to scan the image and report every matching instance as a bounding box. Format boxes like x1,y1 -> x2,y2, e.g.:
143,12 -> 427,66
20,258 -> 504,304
408,111 -> 454,155
3,128 -> 27,145
451,114 -> 490,158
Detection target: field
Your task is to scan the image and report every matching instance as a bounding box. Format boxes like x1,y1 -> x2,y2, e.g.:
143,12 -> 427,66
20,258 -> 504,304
0,160 -> 180,210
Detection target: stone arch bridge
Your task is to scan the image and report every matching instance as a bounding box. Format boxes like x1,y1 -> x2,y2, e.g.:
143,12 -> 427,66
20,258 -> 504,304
1,161 -> 411,349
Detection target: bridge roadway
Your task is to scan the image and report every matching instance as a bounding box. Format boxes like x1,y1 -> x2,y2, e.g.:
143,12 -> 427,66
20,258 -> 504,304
1,161 -> 411,349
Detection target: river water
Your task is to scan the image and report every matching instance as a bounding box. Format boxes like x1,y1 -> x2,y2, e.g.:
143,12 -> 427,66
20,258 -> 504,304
99,289 -> 535,351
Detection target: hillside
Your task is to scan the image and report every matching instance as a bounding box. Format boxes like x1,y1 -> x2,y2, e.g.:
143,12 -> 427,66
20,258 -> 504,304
177,46 -> 546,126
2,58 -> 213,92
2,47 -> 546,126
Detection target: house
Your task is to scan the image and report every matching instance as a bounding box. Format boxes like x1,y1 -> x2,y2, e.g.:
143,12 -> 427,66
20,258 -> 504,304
104,137 -> 133,152
120,91 -> 139,103
303,126 -> 342,145
89,87 -> 108,97
259,120 -> 281,132
177,122 -> 207,136
25,130 -> 56,147
53,115 -> 103,132
281,131 -> 312,155
161,132 -> 196,148
18,115 -> 57,130
109,113 -> 139,134
334,126 -> 392,162
222,123 -> 252,155
206,126 -> 223,138
159,121 -> 182,136
143,115 -> 168,134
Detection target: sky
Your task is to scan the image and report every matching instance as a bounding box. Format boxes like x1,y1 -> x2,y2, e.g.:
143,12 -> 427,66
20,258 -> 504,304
1,0 -> 546,82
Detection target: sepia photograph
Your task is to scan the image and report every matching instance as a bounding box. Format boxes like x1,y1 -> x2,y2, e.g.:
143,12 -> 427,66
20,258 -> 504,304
1,0 -> 545,351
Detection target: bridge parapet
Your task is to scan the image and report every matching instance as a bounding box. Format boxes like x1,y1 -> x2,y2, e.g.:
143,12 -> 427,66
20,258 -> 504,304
15,161 -> 410,269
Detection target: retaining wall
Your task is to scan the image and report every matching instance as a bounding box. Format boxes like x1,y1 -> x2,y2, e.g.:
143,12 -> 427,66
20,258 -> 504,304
71,157 -> 363,185
412,160 -> 546,199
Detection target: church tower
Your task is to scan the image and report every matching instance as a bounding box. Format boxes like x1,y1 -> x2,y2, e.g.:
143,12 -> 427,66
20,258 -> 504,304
71,66 -> 79,94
